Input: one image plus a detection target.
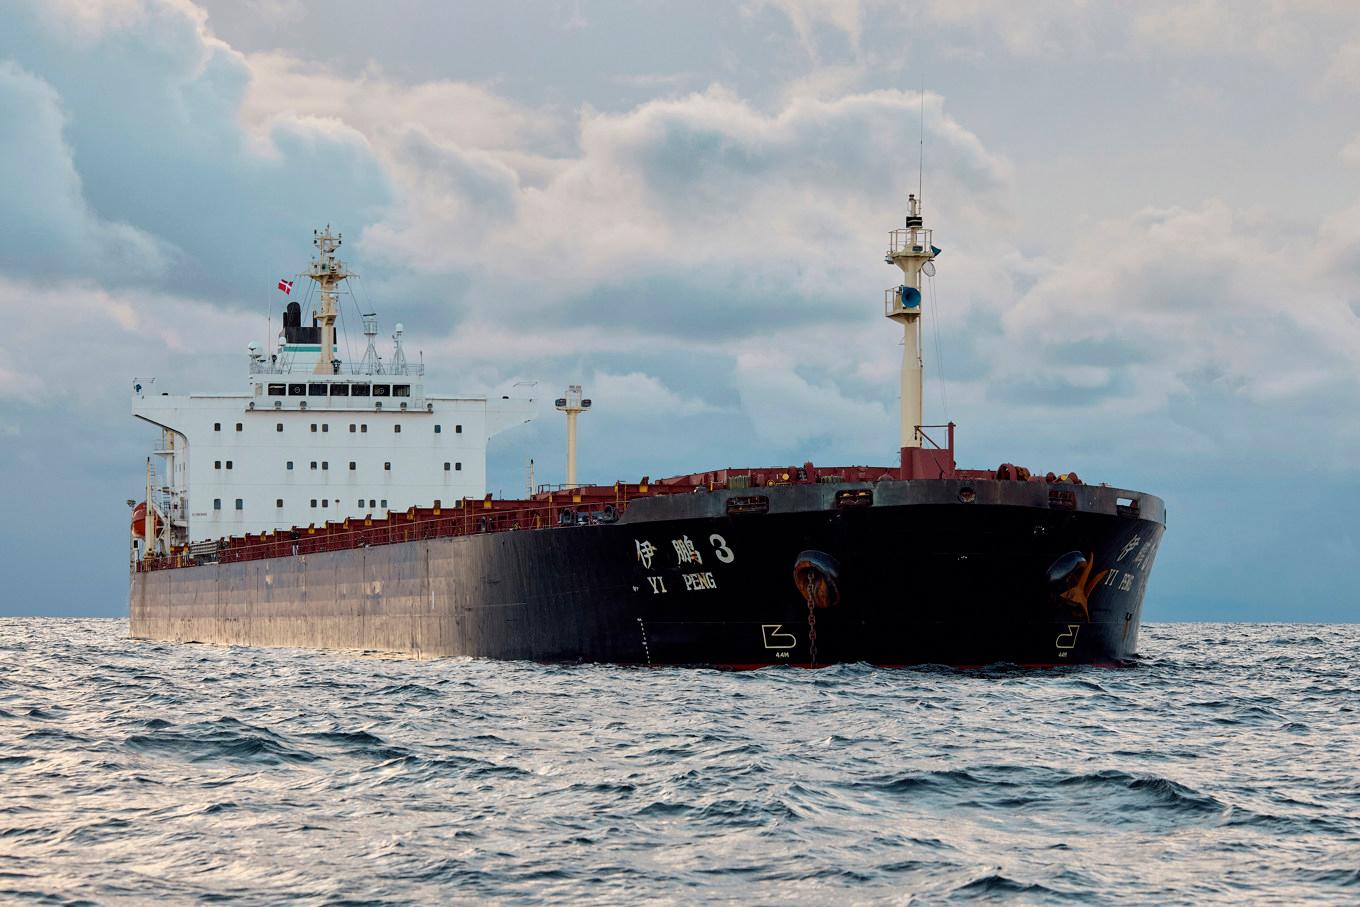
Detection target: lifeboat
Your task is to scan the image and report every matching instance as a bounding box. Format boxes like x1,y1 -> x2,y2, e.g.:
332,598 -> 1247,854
131,502 -> 148,537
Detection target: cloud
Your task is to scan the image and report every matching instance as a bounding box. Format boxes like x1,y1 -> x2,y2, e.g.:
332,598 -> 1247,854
746,0 -> 865,62
4,0 -> 1360,621
587,371 -> 723,418
1325,36 -> 1360,90
0,61 -> 172,282
0,0 -> 390,303
1342,133 -> 1360,167
360,85 -> 1009,310
965,201 -> 1360,468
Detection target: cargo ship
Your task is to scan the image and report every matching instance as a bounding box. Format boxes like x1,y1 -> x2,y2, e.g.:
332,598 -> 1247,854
130,204 -> 1164,666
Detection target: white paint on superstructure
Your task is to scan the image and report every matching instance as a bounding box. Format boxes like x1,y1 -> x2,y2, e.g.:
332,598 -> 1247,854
131,228 -> 535,548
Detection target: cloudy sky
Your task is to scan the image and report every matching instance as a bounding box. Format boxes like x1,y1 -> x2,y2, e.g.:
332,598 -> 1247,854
1,0 -> 1357,620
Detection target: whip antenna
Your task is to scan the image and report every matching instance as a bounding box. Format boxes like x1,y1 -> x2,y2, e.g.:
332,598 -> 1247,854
918,81 -> 925,201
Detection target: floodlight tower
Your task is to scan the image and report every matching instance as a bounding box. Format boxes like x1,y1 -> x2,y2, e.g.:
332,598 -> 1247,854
554,385 -> 591,488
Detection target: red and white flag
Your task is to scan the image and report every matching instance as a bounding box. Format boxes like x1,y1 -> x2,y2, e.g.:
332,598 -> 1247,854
277,279 -> 294,294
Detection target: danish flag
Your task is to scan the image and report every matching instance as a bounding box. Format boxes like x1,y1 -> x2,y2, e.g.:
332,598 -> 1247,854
277,278 -> 294,294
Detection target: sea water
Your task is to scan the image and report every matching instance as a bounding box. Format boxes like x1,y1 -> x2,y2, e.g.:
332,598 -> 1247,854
1,619 -> 1357,905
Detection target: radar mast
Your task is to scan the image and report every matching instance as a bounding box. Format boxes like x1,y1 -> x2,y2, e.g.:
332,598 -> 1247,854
308,226 -> 350,374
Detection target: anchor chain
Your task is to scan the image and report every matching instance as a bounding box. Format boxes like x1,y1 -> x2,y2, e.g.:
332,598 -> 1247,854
806,590 -> 818,668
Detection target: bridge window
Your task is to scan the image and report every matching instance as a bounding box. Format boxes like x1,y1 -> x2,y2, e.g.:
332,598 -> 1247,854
330,384 -> 349,397
288,384 -> 306,396
268,383 -> 286,396
351,383 -> 370,397
372,384 -> 390,397
393,385 -> 410,397
308,383 -> 327,397
213,498 -> 221,510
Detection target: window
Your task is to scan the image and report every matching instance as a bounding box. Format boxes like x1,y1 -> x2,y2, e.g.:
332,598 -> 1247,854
394,424 -> 401,433
348,462 -> 356,470
276,423 -> 283,433
384,462 -> 391,471
308,383 -> 328,397
268,383 -> 286,396
235,499 -> 243,510
288,383 -> 306,396
434,424 -> 441,434
357,499 -> 364,508
322,424 -> 329,433
456,462 -> 462,471
444,462 -> 450,471
235,423 -> 243,432
214,460 -> 221,470
351,383 -> 370,397
322,461 -> 328,470
330,384 -> 350,397
225,461 -> 232,470
322,499 -> 329,508
287,461 -> 294,470
369,499 -> 376,508
372,384 -> 390,397
214,422 -> 221,432
310,423 -> 317,433
276,498 -> 284,508
455,424 -> 462,434
310,461 -> 317,470
380,499 -> 387,508
361,424 -> 368,433
213,498 -> 221,510
393,384 -> 411,397
310,499 -> 317,508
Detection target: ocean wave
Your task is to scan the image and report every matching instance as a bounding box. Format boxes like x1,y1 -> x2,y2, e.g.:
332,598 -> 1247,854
0,618 -> 1357,904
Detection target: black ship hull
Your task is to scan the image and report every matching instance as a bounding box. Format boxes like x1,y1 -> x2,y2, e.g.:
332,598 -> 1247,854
130,479 -> 1163,667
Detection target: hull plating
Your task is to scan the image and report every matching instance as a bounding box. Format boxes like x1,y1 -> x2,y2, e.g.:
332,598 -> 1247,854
130,480 -> 1164,667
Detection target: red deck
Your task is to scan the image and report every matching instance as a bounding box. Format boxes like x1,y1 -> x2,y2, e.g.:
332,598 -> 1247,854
136,434 -> 1087,574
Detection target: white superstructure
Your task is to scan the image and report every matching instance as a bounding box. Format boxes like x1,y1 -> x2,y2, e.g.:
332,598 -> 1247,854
132,227 -> 534,555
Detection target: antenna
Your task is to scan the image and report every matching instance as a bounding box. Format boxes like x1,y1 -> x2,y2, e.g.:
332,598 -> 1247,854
918,80 -> 925,202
